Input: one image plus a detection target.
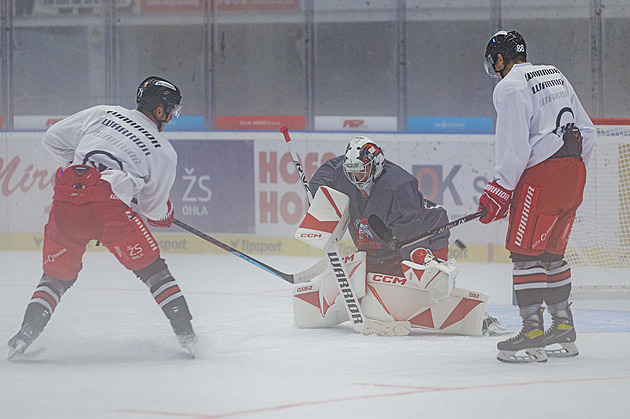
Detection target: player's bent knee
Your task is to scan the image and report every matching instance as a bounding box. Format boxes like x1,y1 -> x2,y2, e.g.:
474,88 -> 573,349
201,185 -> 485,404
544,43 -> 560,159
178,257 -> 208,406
133,257 -> 170,286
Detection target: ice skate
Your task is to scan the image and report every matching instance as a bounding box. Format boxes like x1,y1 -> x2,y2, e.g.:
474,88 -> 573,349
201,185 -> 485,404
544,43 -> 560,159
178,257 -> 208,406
497,305 -> 547,363
482,313 -> 513,336
178,332 -> 199,358
172,320 -> 199,358
7,323 -> 42,361
545,301 -> 578,358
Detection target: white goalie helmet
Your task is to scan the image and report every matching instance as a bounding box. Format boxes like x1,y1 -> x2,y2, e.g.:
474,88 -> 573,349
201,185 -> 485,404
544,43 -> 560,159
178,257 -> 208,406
343,136 -> 385,197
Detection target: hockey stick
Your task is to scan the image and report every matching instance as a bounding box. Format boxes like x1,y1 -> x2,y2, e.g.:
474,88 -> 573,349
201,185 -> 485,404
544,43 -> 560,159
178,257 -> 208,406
280,125 -> 313,205
368,209 -> 485,251
172,219 -> 327,284
280,126 -> 366,332
132,199 -> 326,284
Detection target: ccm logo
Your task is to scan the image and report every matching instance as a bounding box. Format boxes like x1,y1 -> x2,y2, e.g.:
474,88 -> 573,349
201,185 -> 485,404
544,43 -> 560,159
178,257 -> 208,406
299,233 -> 322,238
372,274 -> 407,285
343,119 -> 364,128
468,292 -> 480,299
296,285 -> 313,292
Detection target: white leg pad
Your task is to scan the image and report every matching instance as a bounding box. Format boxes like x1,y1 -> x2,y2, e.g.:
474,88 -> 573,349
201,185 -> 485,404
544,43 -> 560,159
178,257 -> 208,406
292,251 -> 367,328
361,271 -> 489,336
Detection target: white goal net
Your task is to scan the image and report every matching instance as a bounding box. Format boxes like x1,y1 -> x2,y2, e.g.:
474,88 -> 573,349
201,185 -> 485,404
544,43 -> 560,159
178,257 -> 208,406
567,119 -> 630,299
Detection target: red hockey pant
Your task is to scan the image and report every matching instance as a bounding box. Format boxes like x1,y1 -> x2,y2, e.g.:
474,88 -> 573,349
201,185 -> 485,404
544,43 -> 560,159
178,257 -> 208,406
506,156 -> 586,257
42,176 -> 160,282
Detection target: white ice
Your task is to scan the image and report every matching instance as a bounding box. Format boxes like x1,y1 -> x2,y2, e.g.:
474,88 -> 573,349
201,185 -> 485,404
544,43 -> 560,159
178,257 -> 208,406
1,250 -> 630,418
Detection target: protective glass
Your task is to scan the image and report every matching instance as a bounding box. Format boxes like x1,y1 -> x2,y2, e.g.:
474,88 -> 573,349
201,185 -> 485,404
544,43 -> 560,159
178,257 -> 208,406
484,56 -> 499,79
169,103 -> 183,118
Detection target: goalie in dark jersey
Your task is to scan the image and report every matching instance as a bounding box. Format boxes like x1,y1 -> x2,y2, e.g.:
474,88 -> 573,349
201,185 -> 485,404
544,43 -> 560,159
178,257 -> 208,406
292,136 -> 508,336
310,136 -> 450,274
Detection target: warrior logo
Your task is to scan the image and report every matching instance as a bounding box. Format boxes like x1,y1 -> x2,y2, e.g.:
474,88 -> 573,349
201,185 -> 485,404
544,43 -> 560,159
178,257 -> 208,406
354,217 -> 381,253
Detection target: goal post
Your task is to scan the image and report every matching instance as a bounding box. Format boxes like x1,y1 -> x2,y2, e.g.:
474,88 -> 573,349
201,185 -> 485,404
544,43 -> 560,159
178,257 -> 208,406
567,118 -> 630,299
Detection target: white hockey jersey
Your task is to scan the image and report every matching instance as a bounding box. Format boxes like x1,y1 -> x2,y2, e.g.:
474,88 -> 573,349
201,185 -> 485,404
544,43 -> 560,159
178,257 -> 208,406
42,105 -> 177,221
492,62 -> 597,190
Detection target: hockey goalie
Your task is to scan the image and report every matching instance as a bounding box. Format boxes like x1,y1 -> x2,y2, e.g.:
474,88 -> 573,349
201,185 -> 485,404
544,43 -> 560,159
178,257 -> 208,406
292,136 -> 508,337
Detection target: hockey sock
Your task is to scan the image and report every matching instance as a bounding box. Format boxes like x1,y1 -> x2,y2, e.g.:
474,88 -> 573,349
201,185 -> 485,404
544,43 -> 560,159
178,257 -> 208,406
25,274 -> 75,330
512,260 -> 545,306
134,258 -> 193,334
542,260 -> 572,305
10,274 -> 75,350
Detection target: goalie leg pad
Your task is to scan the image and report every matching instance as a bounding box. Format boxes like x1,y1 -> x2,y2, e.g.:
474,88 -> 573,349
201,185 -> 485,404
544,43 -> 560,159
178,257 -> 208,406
361,272 -> 489,336
293,278 -> 348,328
292,251 -> 368,328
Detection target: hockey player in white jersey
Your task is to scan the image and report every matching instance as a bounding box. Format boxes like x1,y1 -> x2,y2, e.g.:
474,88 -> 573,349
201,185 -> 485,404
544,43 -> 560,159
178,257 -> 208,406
7,76 -> 198,359
480,31 -> 597,363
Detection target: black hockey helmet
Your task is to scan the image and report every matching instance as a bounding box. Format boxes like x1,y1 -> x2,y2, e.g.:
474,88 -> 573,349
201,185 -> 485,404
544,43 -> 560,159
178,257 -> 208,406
484,30 -> 526,78
136,76 -> 182,118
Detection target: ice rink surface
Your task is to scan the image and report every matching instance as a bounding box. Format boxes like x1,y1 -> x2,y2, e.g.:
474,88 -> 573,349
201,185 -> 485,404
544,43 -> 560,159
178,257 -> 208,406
1,250 -> 629,418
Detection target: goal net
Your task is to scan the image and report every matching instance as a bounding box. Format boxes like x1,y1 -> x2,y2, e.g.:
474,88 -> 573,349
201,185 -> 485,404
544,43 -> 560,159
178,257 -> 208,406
567,118 -> 630,299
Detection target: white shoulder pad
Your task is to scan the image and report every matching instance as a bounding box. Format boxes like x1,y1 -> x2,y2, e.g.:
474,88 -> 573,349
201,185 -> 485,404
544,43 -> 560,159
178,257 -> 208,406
295,186 -> 350,250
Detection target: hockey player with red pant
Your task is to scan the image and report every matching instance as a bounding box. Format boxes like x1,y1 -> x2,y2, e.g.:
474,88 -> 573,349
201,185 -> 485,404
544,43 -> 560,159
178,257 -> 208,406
8,76 -> 198,360
480,30 -> 597,363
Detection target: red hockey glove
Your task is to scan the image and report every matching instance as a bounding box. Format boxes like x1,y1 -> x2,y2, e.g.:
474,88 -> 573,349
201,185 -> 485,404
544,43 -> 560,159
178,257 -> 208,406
147,200 -> 174,228
478,180 -> 512,224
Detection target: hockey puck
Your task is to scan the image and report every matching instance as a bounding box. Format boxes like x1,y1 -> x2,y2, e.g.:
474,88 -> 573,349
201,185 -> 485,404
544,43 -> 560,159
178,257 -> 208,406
454,239 -> 466,250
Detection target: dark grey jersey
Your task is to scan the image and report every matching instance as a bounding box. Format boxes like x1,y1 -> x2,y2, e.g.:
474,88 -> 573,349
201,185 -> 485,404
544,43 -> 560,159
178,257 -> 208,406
310,155 -> 449,271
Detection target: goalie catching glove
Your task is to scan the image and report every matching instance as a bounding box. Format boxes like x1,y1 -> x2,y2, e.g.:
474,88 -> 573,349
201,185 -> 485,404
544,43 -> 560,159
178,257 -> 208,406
147,199 -> 174,228
478,180 -> 512,224
403,248 -> 458,303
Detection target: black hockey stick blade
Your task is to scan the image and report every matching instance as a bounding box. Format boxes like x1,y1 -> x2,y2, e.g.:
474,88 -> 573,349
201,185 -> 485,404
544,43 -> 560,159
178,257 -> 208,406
369,209 -> 485,250
367,214 -> 399,251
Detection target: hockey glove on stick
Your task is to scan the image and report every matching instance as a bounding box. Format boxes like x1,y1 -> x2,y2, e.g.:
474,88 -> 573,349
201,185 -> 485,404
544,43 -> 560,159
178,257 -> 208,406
147,199 -> 175,228
478,180 -> 512,224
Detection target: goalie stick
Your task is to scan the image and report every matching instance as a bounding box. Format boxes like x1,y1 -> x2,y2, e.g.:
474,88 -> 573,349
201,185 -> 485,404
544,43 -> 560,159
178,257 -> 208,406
280,125 -> 313,205
281,126 -> 366,333
131,199 -> 326,284
368,209 -> 485,251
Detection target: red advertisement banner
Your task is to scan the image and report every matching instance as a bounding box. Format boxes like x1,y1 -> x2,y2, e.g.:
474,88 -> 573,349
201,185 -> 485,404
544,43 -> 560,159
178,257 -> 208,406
140,0 -> 299,13
215,115 -> 305,131
140,0 -> 204,12
216,0 -> 300,11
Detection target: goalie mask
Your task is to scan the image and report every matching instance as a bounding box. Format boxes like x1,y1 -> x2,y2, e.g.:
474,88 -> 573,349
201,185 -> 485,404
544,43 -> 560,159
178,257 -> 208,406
484,30 -> 526,79
343,136 -> 384,197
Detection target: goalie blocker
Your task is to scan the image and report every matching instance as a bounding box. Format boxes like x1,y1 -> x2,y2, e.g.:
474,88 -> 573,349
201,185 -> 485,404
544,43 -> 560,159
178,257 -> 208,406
294,186 -> 492,336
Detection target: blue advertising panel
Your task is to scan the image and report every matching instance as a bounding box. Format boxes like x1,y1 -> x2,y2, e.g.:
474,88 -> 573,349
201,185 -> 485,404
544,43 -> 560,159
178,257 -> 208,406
162,115 -> 206,131
170,140 -> 254,233
407,117 -> 493,134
